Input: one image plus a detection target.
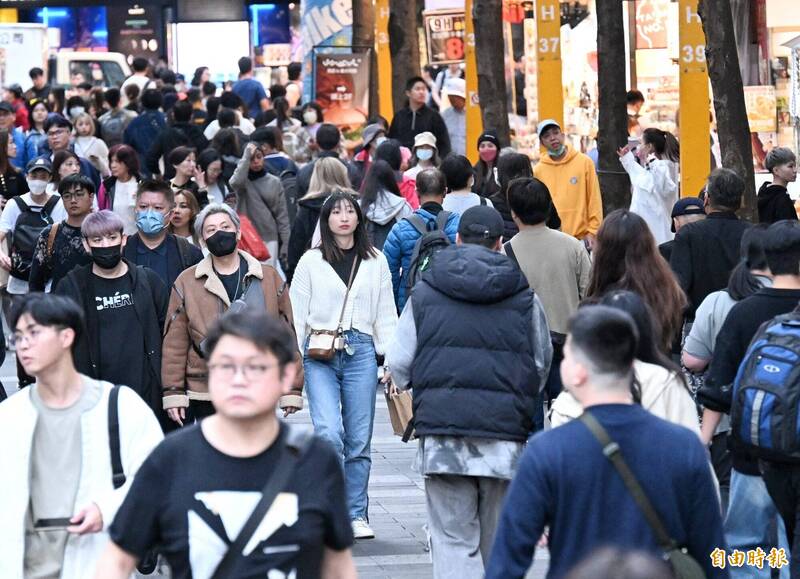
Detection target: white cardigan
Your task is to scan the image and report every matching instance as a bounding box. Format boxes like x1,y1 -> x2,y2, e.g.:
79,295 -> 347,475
0,379 -> 163,579
290,249 -> 398,355
549,360 -> 701,437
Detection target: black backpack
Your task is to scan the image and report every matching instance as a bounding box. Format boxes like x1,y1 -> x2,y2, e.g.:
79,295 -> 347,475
404,211 -> 452,292
10,195 -> 59,281
280,168 -> 299,225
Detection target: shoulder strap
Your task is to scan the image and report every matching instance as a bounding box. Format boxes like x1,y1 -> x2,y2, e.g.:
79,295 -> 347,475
435,210 -> 451,230
336,257 -> 359,333
405,214 -> 428,236
210,427 -> 313,579
175,235 -> 193,269
46,222 -> 60,259
579,412 -> 676,550
108,385 -> 126,489
13,196 -> 29,212
42,194 -> 59,215
479,196 -> 487,207
504,240 -> 519,267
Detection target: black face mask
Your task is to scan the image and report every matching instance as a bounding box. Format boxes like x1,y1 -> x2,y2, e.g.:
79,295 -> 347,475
91,244 -> 122,269
205,230 -> 238,257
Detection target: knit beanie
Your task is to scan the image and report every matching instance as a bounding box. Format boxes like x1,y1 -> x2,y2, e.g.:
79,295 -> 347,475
476,130 -> 500,150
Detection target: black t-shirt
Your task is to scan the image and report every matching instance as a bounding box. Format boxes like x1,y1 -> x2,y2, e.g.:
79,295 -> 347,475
215,256 -> 247,303
93,273 -> 146,395
330,246 -> 360,285
110,423 -> 353,579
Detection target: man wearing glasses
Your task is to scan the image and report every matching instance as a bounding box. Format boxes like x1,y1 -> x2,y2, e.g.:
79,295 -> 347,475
0,293 -> 162,579
95,311 -> 357,579
41,115 -> 101,191
29,174 -> 94,292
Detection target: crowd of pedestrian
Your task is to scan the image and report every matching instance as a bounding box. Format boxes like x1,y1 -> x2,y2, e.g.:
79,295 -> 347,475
0,54 -> 799,579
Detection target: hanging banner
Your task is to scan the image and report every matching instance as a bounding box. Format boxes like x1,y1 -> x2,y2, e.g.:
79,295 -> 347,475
424,10 -> 465,65
315,52 -> 370,128
302,0 -> 353,103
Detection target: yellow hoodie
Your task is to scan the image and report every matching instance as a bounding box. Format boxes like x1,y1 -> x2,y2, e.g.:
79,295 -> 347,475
533,144 -> 603,239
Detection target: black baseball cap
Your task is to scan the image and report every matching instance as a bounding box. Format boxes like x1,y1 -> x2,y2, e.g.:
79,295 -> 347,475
0,102 -> 14,114
670,197 -> 705,232
458,205 -> 504,240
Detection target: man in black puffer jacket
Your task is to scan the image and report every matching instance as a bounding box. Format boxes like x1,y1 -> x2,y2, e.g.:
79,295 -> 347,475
386,205 -> 551,579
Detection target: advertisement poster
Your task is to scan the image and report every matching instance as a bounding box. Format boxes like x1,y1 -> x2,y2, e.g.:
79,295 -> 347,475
424,10 -> 465,65
634,0 -> 669,50
315,53 -> 370,128
744,85 -> 777,133
301,0 -> 353,102
107,4 -> 162,62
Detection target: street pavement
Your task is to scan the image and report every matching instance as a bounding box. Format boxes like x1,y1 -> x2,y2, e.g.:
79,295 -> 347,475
1,355 -> 549,578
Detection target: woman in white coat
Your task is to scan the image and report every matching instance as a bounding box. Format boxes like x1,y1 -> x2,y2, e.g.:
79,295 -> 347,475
550,290 -> 700,436
618,128 -> 680,245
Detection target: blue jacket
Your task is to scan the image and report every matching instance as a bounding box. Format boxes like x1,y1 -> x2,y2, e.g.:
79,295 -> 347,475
123,110 -> 166,178
383,203 -> 459,311
10,127 -> 25,170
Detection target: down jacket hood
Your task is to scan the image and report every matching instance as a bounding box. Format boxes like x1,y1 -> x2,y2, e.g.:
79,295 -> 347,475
423,243 -> 529,304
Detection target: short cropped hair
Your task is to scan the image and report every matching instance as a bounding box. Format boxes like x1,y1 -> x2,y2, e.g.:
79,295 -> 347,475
763,220 -> 800,276
765,147 -> 797,173
441,154 -> 474,191
203,310 -> 296,367
567,305 -> 639,380
44,114 -> 72,132
626,90 -> 644,105
316,124 -> 341,151
10,293 -> 85,349
141,89 -> 162,111
81,209 -> 125,239
104,87 -> 121,108
706,168 -> 744,211
131,57 -> 149,73
416,168 -> 446,199
195,203 -> 241,241
58,173 -> 95,196
29,67 -> 44,80
136,179 -> 175,206
172,100 -> 193,123
238,56 -> 253,75
507,177 -> 552,225
405,76 -> 426,92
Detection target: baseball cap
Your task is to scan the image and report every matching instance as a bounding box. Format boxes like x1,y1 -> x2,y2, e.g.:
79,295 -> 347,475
26,156 -> 53,175
670,197 -> 705,232
414,131 -> 437,150
458,205 -> 504,240
445,77 -> 466,99
537,119 -> 561,139
0,102 -> 14,114
362,123 -> 385,147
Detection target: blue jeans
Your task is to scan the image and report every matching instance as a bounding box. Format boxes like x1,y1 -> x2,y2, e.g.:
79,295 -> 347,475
304,330 -> 377,521
724,470 -> 790,579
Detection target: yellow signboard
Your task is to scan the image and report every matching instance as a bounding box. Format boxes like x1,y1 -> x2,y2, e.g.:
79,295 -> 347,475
465,0 -> 482,164
375,0 -> 393,120
535,0 -> 563,129
678,0 -> 710,197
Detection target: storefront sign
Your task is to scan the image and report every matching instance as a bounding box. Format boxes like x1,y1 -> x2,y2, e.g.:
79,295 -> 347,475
744,85 -> 777,133
678,0 -> 710,197
302,0 -> 353,102
107,3 -> 162,61
464,0 -> 481,164
635,0 -> 669,50
315,52 -> 370,128
375,0 -> 392,119
535,0 -> 563,129
424,11 -> 465,65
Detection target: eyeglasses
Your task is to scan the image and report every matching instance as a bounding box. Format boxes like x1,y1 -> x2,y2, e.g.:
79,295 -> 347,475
207,362 -> 276,380
47,129 -> 68,137
11,325 -> 64,347
61,191 -> 88,201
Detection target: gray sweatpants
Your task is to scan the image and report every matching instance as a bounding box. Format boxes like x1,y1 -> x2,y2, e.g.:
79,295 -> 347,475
425,474 -> 509,579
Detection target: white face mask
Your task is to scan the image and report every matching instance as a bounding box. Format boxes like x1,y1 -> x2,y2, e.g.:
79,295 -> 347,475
69,106 -> 85,118
26,178 -> 47,195
303,110 -> 318,125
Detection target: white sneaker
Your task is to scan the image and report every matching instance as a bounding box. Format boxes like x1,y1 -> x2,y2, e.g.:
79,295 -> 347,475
351,518 -> 375,539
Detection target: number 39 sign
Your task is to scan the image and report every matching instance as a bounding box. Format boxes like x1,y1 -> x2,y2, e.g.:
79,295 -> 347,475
424,10 -> 466,65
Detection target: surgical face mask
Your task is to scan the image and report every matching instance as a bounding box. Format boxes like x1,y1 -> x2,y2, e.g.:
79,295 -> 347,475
416,149 -> 434,162
205,230 -> 238,257
91,244 -> 122,270
136,209 -> 166,236
26,178 -> 47,195
547,144 -> 566,158
303,110 -> 318,125
374,136 -> 387,147
69,106 -> 85,118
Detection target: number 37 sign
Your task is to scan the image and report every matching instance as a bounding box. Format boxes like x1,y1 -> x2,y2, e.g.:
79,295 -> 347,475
424,10 -> 466,64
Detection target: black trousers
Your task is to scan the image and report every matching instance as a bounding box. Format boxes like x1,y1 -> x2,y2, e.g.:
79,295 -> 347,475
760,461 -> 800,577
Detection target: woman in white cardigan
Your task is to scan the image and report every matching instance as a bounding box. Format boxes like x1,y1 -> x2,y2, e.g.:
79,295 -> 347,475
550,290 -> 700,437
290,189 -> 397,540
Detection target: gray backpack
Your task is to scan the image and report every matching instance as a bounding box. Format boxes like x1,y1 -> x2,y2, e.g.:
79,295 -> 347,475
404,211 -> 451,292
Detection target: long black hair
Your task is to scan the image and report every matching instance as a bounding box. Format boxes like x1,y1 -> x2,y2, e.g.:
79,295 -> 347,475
318,189 -> 378,263
727,223 -> 770,301
360,159 -> 401,213
273,96 -> 292,129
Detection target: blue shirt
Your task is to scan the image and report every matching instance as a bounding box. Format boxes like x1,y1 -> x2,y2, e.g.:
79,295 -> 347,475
232,78 -> 267,119
134,235 -> 170,288
485,404 -> 727,579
